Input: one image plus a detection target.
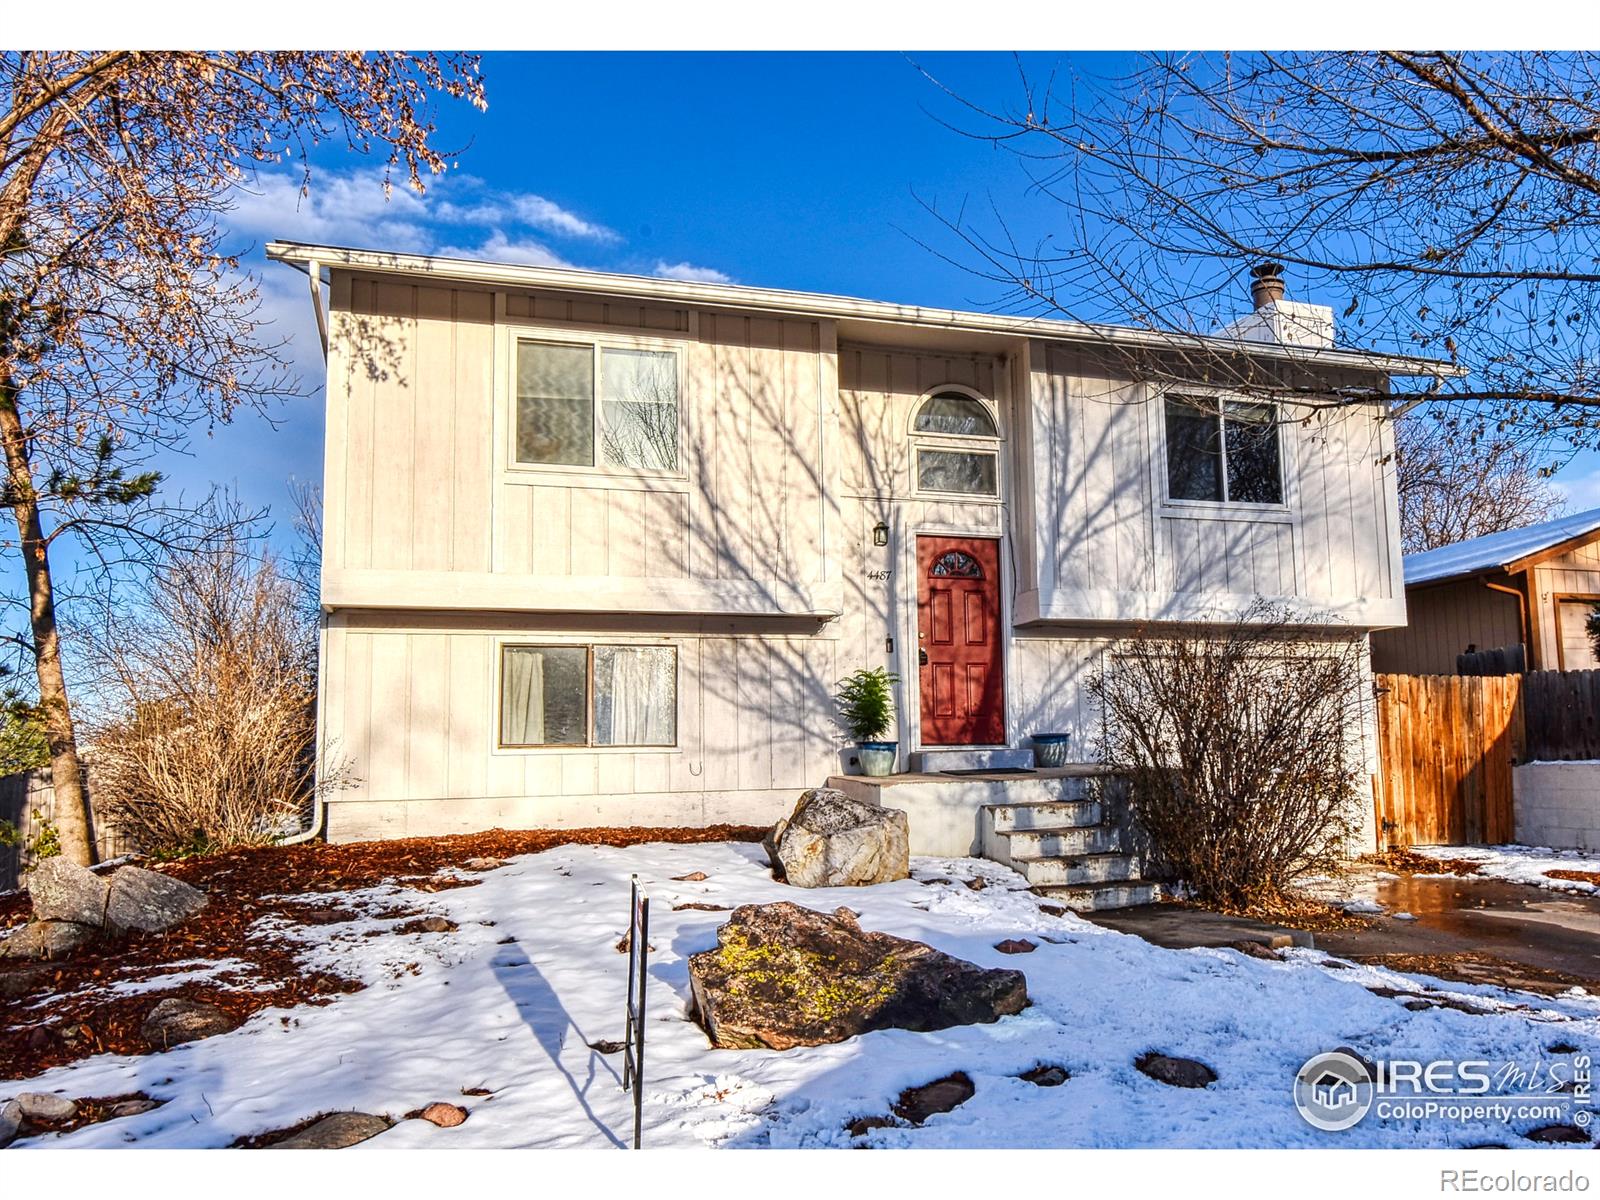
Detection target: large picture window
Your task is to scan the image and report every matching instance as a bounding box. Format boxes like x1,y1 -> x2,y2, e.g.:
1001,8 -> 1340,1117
500,644 -> 677,748
1164,396 -> 1284,505
515,339 -> 681,472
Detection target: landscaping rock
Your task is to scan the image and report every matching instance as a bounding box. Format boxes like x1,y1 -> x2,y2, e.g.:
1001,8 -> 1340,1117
892,1072 -> 975,1124
768,788 -> 909,888
104,866 -> 207,935
0,919 -> 97,961
462,858 -> 503,872
397,916 -> 456,934
266,1112 -> 390,1149
110,1099 -> 160,1118
0,1100 -> 22,1148
672,871 -> 708,882
1020,1064 -> 1070,1087
688,901 -> 1027,1050
417,1102 -> 468,1128
0,964 -> 49,998
14,1092 -> 77,1122
1526,1123 -> 1590,1144
1136,1052 -> 1217,1089
140,997 -> 238,1049
1229,940 -> 1282,961
25,859 -> 110,926
994,939 -> 1036,954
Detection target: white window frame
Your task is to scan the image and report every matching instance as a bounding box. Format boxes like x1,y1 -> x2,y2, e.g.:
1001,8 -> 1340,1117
505,324 -> 689,481
496,640 -> 680,751
1158,388 -> 1290,513
908,384 -> 1004,501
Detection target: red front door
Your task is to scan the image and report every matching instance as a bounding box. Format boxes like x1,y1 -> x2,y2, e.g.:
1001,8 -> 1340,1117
917,536 -> 1005,746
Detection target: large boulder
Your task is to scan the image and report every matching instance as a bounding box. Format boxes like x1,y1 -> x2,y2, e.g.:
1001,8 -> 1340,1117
104,866 -> 207,935
768,788 -> 909,888
0,919 -> 98,961
25,859 -> 110,926
688,902 -> 1028,1050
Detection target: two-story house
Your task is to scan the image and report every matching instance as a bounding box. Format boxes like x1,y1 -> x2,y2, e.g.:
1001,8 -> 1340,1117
269,241 -> 1444,879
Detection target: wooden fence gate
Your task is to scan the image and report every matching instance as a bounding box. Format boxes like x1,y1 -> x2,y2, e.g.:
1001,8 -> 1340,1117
1373,673 -> 1522,848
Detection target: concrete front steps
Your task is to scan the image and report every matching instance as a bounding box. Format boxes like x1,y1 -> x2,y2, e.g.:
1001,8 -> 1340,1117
981,784 -> 1160,912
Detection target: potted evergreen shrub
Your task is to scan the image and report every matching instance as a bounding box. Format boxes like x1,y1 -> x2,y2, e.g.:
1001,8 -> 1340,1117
836,666 -> 900,777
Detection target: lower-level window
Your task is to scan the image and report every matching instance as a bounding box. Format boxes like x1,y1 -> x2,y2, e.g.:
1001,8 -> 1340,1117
500,644 -> 677,748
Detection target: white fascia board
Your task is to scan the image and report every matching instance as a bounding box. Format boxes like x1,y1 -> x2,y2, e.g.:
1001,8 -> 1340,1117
266,241 -> 1462,380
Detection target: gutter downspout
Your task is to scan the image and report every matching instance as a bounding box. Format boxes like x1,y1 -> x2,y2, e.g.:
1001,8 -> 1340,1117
277,257 -> 329,845
1483,577 -> 1530,668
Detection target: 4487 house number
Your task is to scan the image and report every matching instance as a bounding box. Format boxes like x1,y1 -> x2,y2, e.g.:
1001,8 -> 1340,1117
866,569 -> 891,581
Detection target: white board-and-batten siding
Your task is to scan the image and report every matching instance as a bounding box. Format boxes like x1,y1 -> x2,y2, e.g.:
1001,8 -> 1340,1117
1014,342 -> 1403,627
317,269 -> 1401,841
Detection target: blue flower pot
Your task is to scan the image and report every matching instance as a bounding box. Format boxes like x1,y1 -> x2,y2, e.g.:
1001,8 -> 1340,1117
857,741 -> 898,777
1031,733 -> 1071,768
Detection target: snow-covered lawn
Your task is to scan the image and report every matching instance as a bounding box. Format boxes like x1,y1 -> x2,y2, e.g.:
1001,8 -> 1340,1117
5,841 -> 1598,1149
1409,845 -> 1600,896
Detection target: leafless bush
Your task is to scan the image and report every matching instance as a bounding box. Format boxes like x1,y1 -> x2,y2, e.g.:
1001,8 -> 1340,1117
83,530 -> 337,856
1090,603 -> 1366,907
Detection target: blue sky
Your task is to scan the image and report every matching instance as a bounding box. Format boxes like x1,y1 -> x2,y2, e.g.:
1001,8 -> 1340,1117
169,50 -> 1600,539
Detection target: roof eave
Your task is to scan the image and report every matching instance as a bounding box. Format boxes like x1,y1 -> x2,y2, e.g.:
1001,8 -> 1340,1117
267,240 -> 1462,379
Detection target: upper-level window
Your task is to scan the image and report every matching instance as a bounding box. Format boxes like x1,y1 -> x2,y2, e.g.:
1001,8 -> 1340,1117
912,388 -> 1001,498
515,338 -> 680,472
1164,395 -> 1283,505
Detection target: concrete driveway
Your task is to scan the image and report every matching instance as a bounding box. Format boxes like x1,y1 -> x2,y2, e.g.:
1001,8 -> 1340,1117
1090,871 -> 1600,994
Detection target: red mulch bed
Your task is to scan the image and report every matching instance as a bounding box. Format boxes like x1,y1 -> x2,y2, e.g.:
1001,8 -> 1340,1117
0,824 -> 763,1082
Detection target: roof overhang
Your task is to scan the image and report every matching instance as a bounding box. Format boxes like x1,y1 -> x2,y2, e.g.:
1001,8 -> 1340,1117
267,241 -> 1462,381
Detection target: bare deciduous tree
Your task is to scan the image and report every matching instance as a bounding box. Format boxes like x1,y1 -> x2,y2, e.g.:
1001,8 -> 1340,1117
1089,604 -> 1366,908
924,52 -> 1600,439
83,500 -> 340,857
1395,416 -> 1568,553
0,52 -> 484,862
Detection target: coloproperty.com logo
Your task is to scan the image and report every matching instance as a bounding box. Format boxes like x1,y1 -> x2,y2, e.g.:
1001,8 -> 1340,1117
1294,1049 -> 1593,1133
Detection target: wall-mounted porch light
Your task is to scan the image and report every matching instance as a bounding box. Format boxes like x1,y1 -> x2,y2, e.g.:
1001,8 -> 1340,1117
872,521 -> 889,547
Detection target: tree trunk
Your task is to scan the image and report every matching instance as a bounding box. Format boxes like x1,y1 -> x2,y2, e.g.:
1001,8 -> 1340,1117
0,379 -> 94,865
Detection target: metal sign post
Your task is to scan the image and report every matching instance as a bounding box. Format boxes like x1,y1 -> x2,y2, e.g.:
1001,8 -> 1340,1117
621,874 -> 651,1149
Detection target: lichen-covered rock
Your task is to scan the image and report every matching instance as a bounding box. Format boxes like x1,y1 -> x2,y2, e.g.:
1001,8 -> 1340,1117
417,1102 -> 468,1127
104,866 -> 207,935
0,919 -> 98,961
25,859 -> 110,926
140,997 -> 237,1049
769,789 -> 909,888
688,901 -> 1027,1050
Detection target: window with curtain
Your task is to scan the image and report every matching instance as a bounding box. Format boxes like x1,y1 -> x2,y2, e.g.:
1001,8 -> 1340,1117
514,338 -> 681,472
1164,396 -> 1284,505
499,646 -> 589,746
499,644 -> 677,748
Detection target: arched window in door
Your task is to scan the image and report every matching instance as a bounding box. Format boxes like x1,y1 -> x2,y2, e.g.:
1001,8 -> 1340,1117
930,550 -> 985,578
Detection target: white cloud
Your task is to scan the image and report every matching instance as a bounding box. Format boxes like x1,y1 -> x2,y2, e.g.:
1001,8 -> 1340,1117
510,195 -> 618,243
653,260 -> 733,284
435,230 -> 575,269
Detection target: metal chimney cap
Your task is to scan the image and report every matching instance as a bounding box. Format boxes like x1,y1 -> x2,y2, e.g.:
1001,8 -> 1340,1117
1250,261 -> 1286,308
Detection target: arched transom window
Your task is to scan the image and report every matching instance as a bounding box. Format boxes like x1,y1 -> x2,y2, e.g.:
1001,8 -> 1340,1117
911,388 -> 1000,498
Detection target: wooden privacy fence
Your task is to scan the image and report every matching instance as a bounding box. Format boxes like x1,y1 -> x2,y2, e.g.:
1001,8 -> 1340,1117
1375,669 -> 1600,849
0,770 -> 133,892
1374,673 -> 1522,848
